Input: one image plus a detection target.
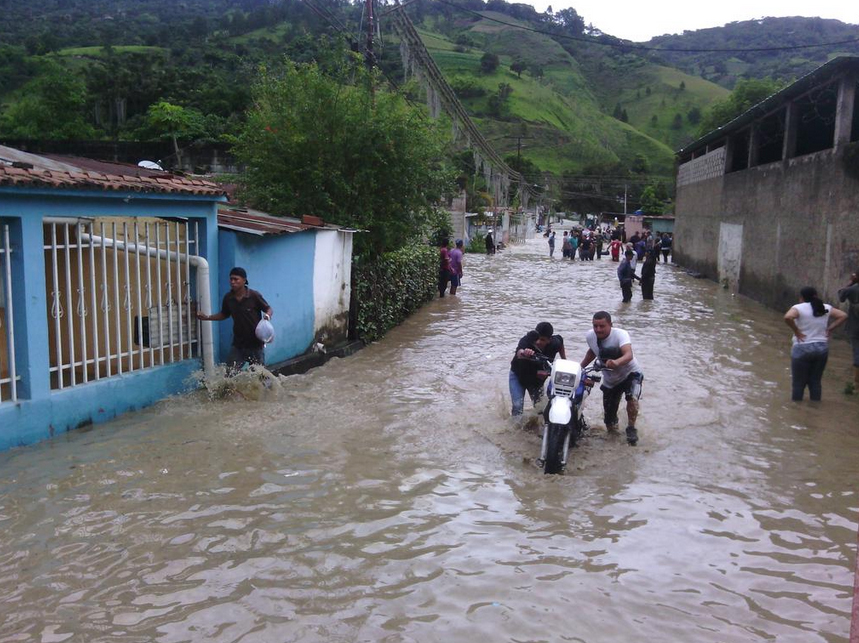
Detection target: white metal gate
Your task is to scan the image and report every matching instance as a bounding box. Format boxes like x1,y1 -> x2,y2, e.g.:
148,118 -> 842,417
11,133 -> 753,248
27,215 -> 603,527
43,218 -> 201,390
0,223 -> 19,403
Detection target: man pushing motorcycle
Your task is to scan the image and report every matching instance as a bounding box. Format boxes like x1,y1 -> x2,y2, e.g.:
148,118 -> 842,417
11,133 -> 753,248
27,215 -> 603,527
509,321 -> 566,416
580,311 -> 643,446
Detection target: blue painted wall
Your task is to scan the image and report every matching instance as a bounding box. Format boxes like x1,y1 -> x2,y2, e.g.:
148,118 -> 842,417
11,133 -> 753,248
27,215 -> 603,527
0,188 -> 223,450
217,229 -> 316,365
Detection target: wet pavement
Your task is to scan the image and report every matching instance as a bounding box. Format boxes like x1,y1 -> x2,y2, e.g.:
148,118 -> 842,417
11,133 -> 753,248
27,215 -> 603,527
0,239 -> 857,642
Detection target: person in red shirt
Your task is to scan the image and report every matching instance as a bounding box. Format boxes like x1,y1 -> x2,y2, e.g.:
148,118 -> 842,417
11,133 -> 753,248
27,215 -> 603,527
438,239 -> 453,297
609,238 -> 622,262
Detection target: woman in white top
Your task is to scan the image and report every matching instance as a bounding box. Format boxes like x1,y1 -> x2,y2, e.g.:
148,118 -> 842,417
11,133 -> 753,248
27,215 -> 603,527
784,286 -> 847,401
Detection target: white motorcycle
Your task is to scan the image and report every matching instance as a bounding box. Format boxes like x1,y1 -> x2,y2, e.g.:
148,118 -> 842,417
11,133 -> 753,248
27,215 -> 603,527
532,354 -> 602,474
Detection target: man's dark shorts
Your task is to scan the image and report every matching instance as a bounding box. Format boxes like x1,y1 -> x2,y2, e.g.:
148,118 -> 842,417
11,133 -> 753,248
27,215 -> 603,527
601,371 -> 644,425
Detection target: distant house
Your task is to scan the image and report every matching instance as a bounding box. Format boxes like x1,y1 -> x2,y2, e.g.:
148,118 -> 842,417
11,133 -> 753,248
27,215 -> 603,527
0,146 -> 355,451
674,56 -> 859,309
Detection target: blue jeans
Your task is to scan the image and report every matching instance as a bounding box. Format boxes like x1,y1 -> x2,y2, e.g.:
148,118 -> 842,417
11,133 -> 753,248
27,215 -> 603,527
509,370 -> 541,416
790,342 -> 828,401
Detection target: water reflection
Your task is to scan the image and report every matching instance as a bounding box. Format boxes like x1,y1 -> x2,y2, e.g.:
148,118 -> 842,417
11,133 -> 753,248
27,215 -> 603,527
0,240 -> 856,642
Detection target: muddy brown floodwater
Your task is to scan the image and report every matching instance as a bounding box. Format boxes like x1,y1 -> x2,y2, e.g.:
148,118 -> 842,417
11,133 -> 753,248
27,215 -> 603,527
1,239 -> 857,643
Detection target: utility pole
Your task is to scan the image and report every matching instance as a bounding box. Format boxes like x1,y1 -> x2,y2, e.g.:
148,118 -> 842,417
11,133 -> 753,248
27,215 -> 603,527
365,0 -> 375,71
503,135 -> 533,166
623,183 -> 628,215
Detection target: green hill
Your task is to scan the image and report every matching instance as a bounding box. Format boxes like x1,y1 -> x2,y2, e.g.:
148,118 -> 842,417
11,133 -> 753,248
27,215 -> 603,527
413,11 -> 729,174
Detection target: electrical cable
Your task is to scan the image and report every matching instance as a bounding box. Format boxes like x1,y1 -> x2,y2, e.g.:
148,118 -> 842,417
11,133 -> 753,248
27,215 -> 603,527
432,0 -> 859,54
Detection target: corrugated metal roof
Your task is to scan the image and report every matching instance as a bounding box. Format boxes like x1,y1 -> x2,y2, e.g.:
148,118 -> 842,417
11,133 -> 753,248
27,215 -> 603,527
678,56 -> 859,157
217,207 -> 350,236
0,145 -> 226,197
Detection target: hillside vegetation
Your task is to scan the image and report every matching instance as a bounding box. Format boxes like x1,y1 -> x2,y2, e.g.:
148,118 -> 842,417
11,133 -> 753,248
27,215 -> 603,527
644,16 -> 859,88
0,0 -> 856,190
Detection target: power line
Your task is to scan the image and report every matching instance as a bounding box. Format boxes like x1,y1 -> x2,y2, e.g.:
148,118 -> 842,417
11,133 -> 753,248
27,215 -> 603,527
432,0 -> 859,54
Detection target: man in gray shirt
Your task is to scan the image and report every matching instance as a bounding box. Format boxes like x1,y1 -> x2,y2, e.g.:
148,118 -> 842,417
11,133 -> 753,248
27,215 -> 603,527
838,270 -> 859,389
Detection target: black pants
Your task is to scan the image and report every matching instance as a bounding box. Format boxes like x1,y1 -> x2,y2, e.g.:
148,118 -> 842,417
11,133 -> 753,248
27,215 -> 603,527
641,277 -> 654,300
791,343 -> 828,401
661,249 -> 670,262
438,269 -> 450,296
621,280 -> 633,302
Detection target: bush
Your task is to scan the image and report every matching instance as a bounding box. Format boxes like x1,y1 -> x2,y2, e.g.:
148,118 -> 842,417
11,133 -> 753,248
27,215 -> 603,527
466,234 -> 487,254
353,243 -> 437,342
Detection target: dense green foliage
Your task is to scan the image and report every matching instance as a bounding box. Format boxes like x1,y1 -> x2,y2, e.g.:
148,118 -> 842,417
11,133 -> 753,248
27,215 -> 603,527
353,244 -> 438,342
698,78 -> 785,136
0,61 -> 95,139
232,58 -> 455,255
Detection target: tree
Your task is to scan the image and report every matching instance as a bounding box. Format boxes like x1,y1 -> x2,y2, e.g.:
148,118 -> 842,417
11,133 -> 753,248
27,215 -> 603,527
687,106 -> 702,125
612,102 -> 623,119
233,60 -> 454,255
698,77 -> 784,135
0,61 -> 95,140
679,80 -> 686,91
510,59 -> 526,78
650,114 -> 658,126
480,52 -> 500,74
621,108 -> 629,123
143,101 -> 205,164
671,113 -> 683,129
630,153 -> 650,174
639,184 -> 665,214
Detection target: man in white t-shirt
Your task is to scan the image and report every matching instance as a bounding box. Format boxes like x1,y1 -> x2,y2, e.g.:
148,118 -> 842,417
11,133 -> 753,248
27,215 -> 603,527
580,311 -> 644,446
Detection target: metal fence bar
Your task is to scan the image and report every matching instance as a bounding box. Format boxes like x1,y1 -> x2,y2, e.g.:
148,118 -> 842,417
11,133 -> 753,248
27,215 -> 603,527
165,223 -> 175,363
111,222 -> 122,376
122,223 -> 133,373
175,222 -> 184,360
50,224 -> 64,389
75,222 -> 88,384
154,223 -> 164,366
88,222 -> 100,380
100,222 -> 112,378
134,221 -> 144,370
63,224 -> 76,386
144,222 -> 154,367
1,225 -> 17,402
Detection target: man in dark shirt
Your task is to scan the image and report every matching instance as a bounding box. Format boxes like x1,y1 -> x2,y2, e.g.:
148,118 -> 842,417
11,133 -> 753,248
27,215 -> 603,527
617,250 -> 640,303
197,267 -> 273,374
509,321 -> 566,416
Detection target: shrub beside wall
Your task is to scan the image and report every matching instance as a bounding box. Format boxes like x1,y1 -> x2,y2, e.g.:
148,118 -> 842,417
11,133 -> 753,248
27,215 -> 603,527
353,243 -> 437,342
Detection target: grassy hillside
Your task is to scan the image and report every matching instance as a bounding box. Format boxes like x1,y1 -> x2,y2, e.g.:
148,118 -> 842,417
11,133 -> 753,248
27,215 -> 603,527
414,15 -> 669,175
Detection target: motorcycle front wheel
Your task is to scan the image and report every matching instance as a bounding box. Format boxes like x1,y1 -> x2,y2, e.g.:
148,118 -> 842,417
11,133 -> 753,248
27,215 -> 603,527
543,423 -> 567,475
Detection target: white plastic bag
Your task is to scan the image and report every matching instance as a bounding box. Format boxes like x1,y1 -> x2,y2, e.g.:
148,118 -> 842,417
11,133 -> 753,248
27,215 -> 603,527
255,314 -> 275,344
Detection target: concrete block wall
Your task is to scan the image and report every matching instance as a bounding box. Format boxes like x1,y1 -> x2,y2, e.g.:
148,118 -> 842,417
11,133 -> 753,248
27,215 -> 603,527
674,144 -> 859,311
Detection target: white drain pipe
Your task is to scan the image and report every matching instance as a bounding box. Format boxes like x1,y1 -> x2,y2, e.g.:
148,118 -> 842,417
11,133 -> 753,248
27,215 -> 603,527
45,218 -> 215,377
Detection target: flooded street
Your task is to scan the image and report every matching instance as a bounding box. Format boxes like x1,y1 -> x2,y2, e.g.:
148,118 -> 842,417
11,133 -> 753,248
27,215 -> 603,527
1,239 -> 857,642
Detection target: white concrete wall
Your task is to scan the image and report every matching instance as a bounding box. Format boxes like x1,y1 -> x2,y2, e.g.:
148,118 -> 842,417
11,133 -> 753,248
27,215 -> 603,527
312,230 -> 353,345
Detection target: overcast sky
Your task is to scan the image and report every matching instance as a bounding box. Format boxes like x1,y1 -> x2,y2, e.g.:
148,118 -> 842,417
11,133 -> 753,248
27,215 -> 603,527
525,1 -> 859,42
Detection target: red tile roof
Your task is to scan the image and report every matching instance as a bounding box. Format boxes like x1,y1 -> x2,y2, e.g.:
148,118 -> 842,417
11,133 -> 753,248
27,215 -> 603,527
0,145 -> 226,197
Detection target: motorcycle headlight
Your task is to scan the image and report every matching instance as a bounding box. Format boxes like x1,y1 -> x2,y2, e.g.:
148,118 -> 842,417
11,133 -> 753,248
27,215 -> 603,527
554,372 -> 576,387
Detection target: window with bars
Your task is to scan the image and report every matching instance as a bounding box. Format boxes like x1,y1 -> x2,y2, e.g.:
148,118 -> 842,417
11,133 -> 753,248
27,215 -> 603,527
43,217 -> 202,390
0,221 -> 19,403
